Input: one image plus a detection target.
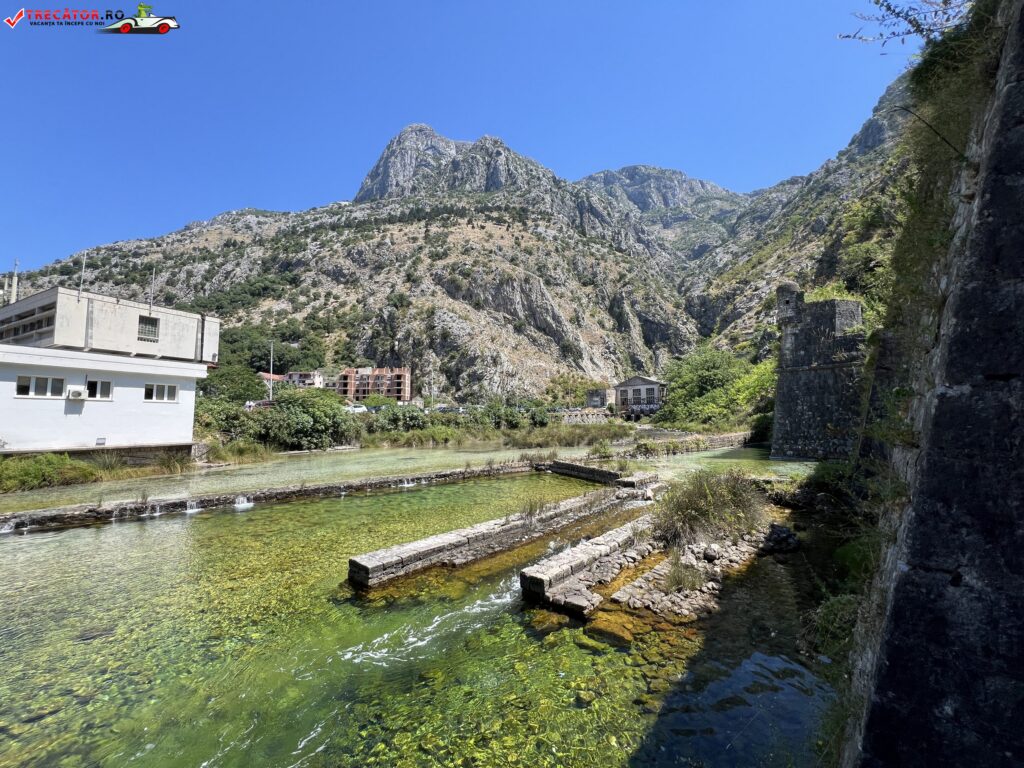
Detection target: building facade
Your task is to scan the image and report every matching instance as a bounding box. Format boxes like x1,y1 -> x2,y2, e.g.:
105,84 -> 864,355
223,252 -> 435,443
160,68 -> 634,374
0,288 -> 217,455
585,388 -> 615,408
613,376 -> 667,418
770,282 -> 866,460
335,367 -> 411,402
283,370 -> 324,389
0,286 -> 220,363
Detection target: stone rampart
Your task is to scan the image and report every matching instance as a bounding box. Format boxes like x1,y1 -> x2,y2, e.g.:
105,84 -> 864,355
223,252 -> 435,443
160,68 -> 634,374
771,284 -> 866,460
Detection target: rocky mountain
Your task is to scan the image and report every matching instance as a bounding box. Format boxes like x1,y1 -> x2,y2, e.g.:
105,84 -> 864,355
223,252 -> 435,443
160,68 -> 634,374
578,166 -> 750,261
18,77 -> 909,399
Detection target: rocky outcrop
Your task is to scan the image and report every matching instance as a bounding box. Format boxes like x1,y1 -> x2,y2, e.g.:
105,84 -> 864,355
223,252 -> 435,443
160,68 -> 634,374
354,124 -> 465,203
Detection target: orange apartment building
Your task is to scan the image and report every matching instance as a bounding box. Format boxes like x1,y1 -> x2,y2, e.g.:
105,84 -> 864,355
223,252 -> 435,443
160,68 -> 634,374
334,367 -> 411,402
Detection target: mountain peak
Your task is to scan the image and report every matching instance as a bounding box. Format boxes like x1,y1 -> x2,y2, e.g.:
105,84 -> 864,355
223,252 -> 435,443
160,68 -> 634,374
353,124 -> 466,203
354,126 -> 551,203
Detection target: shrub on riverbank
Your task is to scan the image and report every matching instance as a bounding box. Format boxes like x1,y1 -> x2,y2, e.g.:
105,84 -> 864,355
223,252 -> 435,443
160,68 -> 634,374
503,422 -> 632,448
206,440 -> 273,464
0,454 -> 99,492
653,469 -> 765,546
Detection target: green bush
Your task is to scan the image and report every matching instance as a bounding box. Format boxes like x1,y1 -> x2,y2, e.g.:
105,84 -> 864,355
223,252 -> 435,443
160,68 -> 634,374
0,454 -> 99,492
254,389 -> 359,451
198,364 -> 267,403
653,469 -> 765,547
503,422 -> 631,448
655,346 -> 776,433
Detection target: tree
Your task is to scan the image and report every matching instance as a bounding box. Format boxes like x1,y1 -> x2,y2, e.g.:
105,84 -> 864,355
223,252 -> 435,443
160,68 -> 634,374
254,389 -> 358,450
842,0 -> 973,44
199,364 -> 266,403
543,373 -> 607,407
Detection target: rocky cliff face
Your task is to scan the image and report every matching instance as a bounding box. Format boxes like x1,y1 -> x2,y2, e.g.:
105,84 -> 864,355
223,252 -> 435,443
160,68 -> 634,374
846,2 -> 1024,763
18,77 -> 907,398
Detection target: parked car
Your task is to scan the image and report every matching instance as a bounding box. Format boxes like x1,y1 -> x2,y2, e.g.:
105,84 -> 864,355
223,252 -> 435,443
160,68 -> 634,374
344,404 -> 368,414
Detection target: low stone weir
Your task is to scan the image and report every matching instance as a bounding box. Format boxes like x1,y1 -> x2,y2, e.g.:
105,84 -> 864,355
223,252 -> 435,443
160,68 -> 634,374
0,462 -> 535,534
348,487 -> 643,589
520,514 -> 656,617
630,430 -> 752,455
545,461 -> 622,484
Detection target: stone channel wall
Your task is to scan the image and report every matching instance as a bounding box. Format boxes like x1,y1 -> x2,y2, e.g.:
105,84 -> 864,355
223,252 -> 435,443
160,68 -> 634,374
546,461 -> 622,484
0,462 -> 534,534
520,515 -> 654,616
348,487 -> 637,589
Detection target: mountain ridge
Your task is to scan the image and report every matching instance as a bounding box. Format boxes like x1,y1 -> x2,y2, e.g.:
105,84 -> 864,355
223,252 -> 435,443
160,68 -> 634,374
16,76 -> 910,399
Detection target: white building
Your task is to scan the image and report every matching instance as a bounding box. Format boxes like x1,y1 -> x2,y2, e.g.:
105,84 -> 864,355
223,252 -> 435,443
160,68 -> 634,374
0,286 -> 220,362
0,287 -> 219,455
614,375 -> 667,419
283,370 -> 324,389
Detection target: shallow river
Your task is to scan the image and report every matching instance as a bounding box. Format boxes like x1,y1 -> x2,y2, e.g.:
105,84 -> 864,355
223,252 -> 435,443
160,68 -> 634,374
0,450 -> 828,767
0,444 -> 592,514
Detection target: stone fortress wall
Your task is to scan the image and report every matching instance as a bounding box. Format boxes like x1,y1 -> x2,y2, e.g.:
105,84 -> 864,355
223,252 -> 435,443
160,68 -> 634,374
770,282 -> 866,460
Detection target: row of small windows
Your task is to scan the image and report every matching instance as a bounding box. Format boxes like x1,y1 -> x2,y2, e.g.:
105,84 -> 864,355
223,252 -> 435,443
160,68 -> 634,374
0,314 -> 54,341
15,376 -> 67,398
144,383 -> 177,402
14,376 -> 176,402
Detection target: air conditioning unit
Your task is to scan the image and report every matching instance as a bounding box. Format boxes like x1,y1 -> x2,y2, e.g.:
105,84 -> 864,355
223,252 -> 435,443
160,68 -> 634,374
67,386 -> 86,400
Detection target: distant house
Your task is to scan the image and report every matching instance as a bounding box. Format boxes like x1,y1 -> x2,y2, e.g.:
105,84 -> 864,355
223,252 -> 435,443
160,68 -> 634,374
334,366 -> 411,402
613,375 -> 667,418
0,286 -> 219,456
283,370 -> 324,389
585,387 -> 614,408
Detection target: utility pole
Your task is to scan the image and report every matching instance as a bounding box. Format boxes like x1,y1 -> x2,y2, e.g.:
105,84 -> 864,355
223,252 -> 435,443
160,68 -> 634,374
11,259 -> 19,304
269,341 -> 275,401
148,266 -> 156,313
78,253 -> 88,301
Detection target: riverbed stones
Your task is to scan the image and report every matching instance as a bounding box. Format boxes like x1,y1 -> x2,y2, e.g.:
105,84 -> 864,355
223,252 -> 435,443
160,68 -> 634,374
759,523 -> 799,554
611,528 -> 770,620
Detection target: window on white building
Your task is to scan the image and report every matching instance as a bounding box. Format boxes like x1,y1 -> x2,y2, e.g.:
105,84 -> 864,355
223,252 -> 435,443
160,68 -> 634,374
14,375 -> 64,398
645,387 -> 655,404
86,380 -> 112,400
138,316 -> 160,343
144,383 -> 177,402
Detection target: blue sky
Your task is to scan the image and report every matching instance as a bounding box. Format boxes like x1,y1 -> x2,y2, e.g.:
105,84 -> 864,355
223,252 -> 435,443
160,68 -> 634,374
1,0 -> 911,270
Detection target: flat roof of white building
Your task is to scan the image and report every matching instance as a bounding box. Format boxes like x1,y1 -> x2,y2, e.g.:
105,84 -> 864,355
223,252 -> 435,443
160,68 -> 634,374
0,343 -> 209,378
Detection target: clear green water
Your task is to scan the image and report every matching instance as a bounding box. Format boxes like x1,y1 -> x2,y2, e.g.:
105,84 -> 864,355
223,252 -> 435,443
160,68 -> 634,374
0,453 -> 831,768
645,446 -> 816,483
0,444 -> 592,514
